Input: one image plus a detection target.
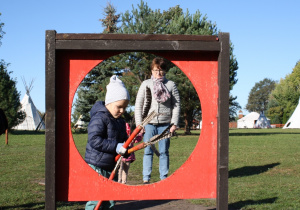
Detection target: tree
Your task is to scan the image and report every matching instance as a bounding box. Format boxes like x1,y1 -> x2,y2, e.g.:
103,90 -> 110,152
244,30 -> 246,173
0,61 -> 25,129
245,78 -> 276,113
0,14 -> 25,129
0,13 -> 5,46
73,1 -> 240,133
119,1 -> 239,132
73,3 -> 159,124
100,2 -> 120,33
229,43 -> 241,121
267,60 -> 300,123
72,3 -> 121,123
167,66 -> 201,133
72,59 -> 115,123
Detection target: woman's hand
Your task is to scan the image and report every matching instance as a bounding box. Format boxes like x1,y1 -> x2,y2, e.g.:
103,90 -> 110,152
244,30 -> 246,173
140,128 -> 145,134
170,125 -> 177,133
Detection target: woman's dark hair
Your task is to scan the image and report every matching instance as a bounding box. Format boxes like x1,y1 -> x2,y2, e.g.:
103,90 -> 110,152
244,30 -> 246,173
151,57 -> 167,71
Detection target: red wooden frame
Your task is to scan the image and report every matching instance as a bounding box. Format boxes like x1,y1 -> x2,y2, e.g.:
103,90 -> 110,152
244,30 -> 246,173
55,51 -> 218,200
45,32 -> 229,209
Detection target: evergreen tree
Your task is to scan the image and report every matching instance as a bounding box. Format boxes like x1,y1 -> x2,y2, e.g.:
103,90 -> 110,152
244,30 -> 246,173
73,1 -> 240,133
100,2 -> 120,33
72,59 -> 115,123
72,2 -> 121,123
167,66 -> 200,133
119,1 -> 239,133
245,78 -> 276,113
0,13 -> 5,46
0,61 -> 25,129
0,13 -> 25,129
229,43 -> 241,121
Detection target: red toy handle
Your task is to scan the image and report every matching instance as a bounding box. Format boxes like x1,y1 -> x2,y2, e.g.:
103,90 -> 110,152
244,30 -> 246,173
127,142 -> 146,154
114,125 -> 142,162
94,169 -> 115,209
95,125 -> 143,210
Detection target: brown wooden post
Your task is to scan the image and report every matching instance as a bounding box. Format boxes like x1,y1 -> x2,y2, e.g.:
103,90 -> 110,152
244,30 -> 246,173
217,32 -> 230,210
5,129 -> 8,145
45,30 -> 56,210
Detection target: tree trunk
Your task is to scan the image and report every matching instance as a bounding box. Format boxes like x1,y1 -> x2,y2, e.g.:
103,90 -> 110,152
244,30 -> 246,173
184,112 -> 191,135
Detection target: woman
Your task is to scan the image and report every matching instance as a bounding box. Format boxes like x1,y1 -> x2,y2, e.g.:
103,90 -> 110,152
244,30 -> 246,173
135,57 -> 180,184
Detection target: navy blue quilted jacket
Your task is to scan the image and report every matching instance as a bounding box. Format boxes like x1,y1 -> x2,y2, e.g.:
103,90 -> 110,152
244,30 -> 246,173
85,101 -> 127,171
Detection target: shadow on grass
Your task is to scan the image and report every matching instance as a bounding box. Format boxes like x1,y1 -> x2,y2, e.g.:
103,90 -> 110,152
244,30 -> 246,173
176,133 -> 200,136
229,197 -> 277,209
116,200 -> 173,209
229,162 -> 280,178
229,132 -> 300,136
10,130 -> 45,135
0,201 -> 86,209
0,202 -> 45,209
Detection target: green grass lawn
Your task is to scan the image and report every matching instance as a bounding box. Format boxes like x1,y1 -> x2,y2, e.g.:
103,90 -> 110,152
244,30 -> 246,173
227,129 -> 300,210
0,128 -> 299,209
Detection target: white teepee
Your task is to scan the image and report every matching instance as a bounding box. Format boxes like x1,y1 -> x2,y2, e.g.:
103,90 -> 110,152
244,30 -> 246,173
237,112 -> 271,129
237,112 -> 259,128
13,79 -> 45,130
254,112 -> 272,128
283,98 -> 300,129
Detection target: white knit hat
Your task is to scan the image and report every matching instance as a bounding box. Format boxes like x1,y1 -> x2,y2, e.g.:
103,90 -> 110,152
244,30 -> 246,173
105,75 -> 130,105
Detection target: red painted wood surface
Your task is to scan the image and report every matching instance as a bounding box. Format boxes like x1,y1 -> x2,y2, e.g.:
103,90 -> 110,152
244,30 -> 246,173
55,51 -> 219,201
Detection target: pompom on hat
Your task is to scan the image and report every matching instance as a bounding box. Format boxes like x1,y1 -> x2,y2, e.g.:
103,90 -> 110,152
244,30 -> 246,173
105,75 -> 130,105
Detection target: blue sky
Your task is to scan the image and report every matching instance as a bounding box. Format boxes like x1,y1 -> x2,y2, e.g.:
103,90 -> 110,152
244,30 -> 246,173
1,0 -> 299,114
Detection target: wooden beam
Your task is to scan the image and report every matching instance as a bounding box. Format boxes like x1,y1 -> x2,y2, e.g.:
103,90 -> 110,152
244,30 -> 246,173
217,32 -> 230,210
45,30 -> 57,210
55,33 -> 218,41
55,40 -> 220,51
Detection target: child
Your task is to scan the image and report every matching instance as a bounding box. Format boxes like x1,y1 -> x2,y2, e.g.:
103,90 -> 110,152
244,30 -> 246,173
118,123 -> 143,184
85,75 -> 130,210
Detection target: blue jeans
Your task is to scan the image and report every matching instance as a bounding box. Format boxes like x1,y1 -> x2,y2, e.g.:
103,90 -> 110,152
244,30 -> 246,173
85,164 -> 116,210
143,123 -> 170,181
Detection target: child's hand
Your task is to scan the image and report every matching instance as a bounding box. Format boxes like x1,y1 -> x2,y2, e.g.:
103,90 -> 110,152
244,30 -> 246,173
116,143 -> 128,155
134,133 -> 143,143
116,143 -> 125,154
